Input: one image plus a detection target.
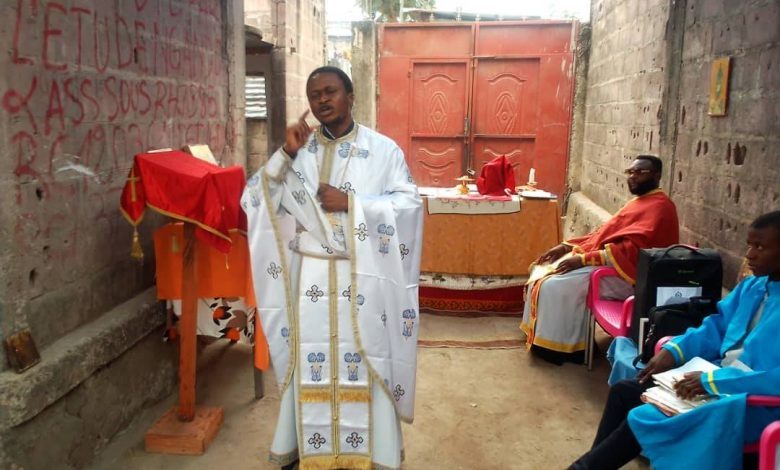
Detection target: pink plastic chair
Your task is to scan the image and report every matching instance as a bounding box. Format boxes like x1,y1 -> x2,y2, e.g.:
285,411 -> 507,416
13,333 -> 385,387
585,267 -> 634,370
759,421 -> 780,470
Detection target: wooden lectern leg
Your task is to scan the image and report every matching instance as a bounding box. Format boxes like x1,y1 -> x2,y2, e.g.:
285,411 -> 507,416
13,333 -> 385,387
253,341 -> 264,399
145,223 -> 223,455
179,223 -> 197,420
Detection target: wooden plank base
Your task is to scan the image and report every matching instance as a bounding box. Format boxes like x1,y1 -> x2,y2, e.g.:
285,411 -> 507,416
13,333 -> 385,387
144,406 -> 224,455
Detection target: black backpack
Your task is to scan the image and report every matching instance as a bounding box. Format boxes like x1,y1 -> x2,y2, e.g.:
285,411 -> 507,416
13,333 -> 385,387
630,245 -> 722,343
638,296 -> 718,364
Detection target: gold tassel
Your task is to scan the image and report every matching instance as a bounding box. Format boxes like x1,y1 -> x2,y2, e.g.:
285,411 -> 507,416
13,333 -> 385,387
131,228 -> 144,260
300,388 -> 332,403
339,388 -> 371,403
299,455 -> 372,470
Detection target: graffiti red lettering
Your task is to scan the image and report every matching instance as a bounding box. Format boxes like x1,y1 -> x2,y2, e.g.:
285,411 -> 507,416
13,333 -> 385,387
12,0 -> 37,65
79,124 -> 107,176
3,1 -> 240,221
167,83 -> 180,117
93,12 -> 110,73
12,131 -> 39,179
63,77 -> 85,126
169,0 -> 182,17
153,80 -> 166,120
43,2 -> 67,71
167,27 -> 180,72
80,78 -> 100,121
45,80 -> 65,136
2,77 -> 39,133
48,134 -> 66,174
104,77 -> 119,122
127,123 -> 144,152
137,80 -> 151,115
115,14 -> 133,69
71,6 -> 91,71
134,21 -> 148,73
118,80 -> 133,116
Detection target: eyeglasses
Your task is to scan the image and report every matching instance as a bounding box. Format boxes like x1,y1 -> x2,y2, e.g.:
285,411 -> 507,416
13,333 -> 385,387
623,169 -> 654,176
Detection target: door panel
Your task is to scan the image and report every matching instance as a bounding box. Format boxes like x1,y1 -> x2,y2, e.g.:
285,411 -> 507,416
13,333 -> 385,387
471,58 -> 540,182
377,22 -> 576,196
410,139 -> 463,187
377,56 -> 412,157
475,22 -> 574,55
409,62 -> 469,186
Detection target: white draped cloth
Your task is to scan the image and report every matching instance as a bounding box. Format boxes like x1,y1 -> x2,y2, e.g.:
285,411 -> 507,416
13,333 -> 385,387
242,124 -> 423,469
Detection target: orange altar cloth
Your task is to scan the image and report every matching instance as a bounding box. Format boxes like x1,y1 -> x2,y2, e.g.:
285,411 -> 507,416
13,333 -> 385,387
421,197 -> 561,276
154,223 -> 269,370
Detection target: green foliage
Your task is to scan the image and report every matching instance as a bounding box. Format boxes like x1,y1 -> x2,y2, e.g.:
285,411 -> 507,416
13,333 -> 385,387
355,0 -> 436,22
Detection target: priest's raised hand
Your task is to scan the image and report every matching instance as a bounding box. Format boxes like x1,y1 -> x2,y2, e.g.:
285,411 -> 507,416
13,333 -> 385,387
282,110 -> 313,158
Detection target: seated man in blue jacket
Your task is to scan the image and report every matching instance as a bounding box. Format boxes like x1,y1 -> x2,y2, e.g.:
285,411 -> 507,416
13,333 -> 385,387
571,210 -> 780,470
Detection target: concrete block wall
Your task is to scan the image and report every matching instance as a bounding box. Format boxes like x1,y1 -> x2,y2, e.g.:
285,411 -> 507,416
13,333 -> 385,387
351,21 -> 377,130
0,0 -> 244,364
0,0 -> 245,466
245,0 -> 326,151
578,0 -> 670,216
282,0 -> 327,123
569,0 -> 779,288
669,0 -> 780,284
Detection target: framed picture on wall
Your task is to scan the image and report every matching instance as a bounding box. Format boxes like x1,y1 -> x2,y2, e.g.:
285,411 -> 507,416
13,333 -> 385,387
708,57 -> 731,116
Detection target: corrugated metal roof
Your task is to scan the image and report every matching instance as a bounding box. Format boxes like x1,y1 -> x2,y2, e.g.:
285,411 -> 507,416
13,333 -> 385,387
245,76 -> 267,119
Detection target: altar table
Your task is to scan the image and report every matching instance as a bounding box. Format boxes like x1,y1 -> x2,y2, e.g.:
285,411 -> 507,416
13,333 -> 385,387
421,196 -> 561,276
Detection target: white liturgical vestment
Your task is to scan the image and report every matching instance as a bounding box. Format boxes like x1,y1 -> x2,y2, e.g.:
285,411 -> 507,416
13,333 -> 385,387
241,124 -> 423,470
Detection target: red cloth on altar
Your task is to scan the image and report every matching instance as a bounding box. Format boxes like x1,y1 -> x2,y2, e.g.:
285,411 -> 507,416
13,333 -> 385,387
564,189 -> 679,283
476,155 -> 516,196
120,150 -> 246,253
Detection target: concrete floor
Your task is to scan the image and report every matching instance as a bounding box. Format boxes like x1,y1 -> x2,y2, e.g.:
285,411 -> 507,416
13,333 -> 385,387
90,314 -> 647,470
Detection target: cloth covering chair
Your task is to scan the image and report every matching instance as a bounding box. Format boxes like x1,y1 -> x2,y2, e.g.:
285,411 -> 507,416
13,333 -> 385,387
586,267 -> 634,370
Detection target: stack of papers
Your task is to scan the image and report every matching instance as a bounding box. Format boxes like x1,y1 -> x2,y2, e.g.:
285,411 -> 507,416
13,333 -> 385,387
526,257 -> 568,284
641,357 -> 720,416
519,189 -> 556,199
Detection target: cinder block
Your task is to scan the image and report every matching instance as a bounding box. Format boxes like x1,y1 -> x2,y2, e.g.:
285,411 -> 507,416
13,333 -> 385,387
711,13 -> 747,54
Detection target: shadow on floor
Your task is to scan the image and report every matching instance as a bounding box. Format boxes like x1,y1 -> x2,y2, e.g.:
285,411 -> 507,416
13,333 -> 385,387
89,315 -> 649,470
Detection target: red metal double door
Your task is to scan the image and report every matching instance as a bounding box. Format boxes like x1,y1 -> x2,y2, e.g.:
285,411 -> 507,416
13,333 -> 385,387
377,22 -> 577,196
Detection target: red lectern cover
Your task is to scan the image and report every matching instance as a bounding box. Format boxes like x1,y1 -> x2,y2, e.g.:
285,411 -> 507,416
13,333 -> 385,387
120,150 -> 246,258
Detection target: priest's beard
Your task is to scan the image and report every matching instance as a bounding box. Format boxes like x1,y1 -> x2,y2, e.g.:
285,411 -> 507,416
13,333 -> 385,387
629,180 -> 659,196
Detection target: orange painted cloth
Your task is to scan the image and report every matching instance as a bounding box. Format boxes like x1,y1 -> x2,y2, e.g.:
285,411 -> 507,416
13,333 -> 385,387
564,189 -> 679,283
120,150 -> 247,253
421,198 -> 561,276
154,223 -> 268,370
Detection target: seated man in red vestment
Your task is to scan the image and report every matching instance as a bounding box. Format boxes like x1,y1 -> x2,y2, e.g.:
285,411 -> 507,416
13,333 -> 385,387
520,155 -> 679,364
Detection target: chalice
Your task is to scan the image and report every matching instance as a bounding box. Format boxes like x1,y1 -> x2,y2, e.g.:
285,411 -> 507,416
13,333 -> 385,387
455,175 -> 474,195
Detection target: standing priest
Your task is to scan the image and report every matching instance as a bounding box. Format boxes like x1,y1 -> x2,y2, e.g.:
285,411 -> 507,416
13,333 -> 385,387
242,66 -> 423,470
